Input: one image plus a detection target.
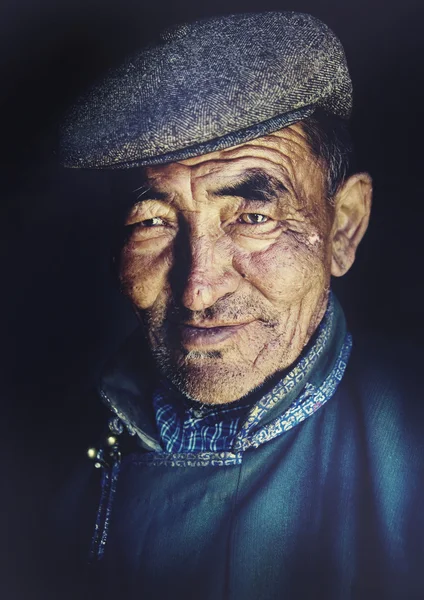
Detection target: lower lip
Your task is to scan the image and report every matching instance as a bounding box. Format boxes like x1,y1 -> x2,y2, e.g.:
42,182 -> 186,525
178,324 -> 249,348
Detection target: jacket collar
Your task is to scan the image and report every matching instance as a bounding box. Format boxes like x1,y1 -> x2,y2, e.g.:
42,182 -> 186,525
98,293 -> 350,453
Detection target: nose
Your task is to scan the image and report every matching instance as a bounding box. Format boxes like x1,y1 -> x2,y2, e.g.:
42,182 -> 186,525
179,232 -> 239,311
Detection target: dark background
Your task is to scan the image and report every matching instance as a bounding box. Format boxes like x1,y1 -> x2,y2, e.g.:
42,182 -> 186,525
0,1 -> 423,596
1,0 -> 423,448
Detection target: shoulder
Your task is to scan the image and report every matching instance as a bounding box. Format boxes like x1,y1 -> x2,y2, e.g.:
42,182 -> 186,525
341,332 -> 424,460
347,332 -> 422,400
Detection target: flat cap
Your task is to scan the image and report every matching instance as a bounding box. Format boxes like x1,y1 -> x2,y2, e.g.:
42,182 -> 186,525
60,11 -> 352,169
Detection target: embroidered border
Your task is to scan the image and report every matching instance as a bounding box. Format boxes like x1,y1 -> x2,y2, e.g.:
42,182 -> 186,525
132,451 -> 242,467
89,456 -> 121,562
235,295 -> 335,440
235,333 -> 352,451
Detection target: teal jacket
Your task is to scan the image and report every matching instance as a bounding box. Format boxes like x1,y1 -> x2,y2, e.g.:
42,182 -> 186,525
54,300 -> 424,600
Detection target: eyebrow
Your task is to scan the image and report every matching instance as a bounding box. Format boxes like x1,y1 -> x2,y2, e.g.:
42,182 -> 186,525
130,168 -> 287,204
213,169 -> 287,202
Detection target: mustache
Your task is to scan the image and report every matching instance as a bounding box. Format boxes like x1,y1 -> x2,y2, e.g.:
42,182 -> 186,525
143,296 -> 280,328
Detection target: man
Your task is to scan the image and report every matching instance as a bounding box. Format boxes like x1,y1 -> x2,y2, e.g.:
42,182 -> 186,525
55,11 -> 424,600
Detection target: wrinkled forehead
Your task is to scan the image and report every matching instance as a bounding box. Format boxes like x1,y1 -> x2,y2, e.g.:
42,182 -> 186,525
117,124 -> 325,197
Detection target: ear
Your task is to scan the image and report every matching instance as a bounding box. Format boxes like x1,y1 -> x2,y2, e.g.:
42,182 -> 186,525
331,172 -> 372,277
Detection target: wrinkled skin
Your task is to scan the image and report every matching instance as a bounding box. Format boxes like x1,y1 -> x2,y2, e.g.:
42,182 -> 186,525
119,123 -> 372,404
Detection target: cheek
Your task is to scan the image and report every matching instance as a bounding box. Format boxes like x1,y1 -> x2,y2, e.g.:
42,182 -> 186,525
119,242 -> 173,309
235,232 -> 331,303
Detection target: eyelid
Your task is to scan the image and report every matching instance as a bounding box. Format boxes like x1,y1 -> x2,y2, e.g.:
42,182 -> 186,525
126,201 -> 175,226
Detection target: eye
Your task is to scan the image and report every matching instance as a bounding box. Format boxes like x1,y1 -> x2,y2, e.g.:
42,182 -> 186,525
138,217 -> 166,227
238,213 -> 270,224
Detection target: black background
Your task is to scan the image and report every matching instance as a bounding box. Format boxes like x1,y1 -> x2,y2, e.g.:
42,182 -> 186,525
1,2 -> 423,596
1,0 -> 423,444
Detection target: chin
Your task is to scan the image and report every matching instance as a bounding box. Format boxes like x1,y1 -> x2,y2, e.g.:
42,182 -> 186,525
157,357 -> 272,405
174,378 -> 255,405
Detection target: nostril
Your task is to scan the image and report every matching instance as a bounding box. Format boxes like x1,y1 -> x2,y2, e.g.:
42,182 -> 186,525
183,279 -> 214,311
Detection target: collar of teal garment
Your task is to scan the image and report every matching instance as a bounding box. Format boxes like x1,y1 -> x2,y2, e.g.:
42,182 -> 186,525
98,293 -> 352,455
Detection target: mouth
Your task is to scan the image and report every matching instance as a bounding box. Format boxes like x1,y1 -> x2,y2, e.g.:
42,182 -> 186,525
177,322 -> 252,349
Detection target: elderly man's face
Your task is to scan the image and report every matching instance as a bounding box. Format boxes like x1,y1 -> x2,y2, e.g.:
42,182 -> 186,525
119,123 -> 370,404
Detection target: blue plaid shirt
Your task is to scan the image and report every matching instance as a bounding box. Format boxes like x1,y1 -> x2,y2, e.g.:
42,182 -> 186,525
153,391 -> 251,453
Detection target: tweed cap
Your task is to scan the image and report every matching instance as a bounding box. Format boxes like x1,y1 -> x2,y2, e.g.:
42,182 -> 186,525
60,11 -> 352,169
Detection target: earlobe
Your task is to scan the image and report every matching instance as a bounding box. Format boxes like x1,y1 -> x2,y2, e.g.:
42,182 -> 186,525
331,172 -> 372,277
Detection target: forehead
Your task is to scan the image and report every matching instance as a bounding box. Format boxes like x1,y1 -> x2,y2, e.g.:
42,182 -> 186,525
143,123 -> 324,193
